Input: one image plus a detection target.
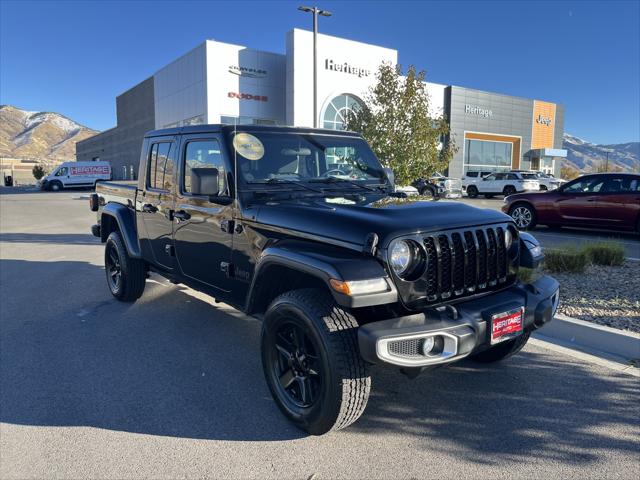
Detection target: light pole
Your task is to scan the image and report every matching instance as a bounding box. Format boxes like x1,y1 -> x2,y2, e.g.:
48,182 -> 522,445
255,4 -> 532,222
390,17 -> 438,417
298,5 -> 332,128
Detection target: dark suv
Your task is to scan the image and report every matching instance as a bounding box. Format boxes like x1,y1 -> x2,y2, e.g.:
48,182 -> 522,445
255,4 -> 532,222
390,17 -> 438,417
90,125 -> 559,435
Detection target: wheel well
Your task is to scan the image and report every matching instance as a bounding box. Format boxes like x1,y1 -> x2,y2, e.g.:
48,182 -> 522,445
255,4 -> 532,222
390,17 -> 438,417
100,214 -> 120,243
249,264 -> 328,316
509,200 -> 534,214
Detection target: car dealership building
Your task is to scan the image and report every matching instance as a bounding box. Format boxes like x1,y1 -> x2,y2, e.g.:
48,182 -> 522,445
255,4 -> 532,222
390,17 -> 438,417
77,29 -> 566,180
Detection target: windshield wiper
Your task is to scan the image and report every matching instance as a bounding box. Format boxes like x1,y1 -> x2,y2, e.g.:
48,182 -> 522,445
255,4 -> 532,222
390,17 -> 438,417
309,177 -> 380,192
246,178 -> 323,193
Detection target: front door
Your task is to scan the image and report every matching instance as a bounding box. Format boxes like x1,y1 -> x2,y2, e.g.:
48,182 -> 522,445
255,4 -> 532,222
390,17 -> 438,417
173,135 -> 235,293
139,138 -> 177,270
554,176 -> 606,226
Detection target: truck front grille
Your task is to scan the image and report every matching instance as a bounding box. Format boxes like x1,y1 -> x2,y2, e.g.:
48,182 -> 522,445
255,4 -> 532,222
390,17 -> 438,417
414,224 -> 517,304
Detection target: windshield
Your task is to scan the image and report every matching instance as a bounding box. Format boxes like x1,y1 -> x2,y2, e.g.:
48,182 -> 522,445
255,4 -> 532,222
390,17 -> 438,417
229,131 -> 386,187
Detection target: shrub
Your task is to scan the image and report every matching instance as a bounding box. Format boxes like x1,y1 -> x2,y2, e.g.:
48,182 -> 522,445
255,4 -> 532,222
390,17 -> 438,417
583,241 -> 625,266
32,164 -> 46,180
544,247 -> 588,273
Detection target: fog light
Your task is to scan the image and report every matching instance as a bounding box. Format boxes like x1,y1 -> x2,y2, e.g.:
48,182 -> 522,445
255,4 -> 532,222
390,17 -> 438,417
421,337 -> 435,355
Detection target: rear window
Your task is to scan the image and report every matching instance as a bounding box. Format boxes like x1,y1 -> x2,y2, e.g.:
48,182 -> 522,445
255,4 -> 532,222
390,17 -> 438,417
147,142 -> 174,190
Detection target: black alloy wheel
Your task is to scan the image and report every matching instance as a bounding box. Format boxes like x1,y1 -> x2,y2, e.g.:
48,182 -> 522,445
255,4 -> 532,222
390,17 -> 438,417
105,241 -> 122,293
270,320 -> 322,408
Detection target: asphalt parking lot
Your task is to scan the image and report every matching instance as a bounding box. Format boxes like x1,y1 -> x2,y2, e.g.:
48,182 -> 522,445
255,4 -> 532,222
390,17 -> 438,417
1,189 -> 639,479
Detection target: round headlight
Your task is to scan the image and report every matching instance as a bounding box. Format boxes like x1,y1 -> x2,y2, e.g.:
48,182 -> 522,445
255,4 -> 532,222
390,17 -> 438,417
505,229 -> 513,249
390,240 -> 413,276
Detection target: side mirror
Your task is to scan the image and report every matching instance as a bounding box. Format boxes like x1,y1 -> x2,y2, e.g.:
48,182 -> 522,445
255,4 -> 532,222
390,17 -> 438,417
191,168 -> 219,197
383,167 -> 395,189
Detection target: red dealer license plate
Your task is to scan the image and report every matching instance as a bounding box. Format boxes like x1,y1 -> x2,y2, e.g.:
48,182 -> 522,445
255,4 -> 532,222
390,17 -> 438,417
490,307 -> 524,344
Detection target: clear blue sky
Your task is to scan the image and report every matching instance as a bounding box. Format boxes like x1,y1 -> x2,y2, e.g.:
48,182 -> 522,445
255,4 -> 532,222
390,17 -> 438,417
1,0 -> 638,144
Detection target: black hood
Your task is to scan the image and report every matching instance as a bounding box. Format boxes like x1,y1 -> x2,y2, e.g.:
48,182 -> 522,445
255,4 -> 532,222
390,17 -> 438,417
247,196 -> 511,249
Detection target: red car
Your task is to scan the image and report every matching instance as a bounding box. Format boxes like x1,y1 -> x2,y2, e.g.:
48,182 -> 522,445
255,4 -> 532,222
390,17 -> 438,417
502,173 -> 640,233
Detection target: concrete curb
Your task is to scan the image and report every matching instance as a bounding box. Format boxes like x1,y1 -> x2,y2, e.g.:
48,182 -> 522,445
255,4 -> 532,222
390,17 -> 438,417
533,314 -> 640,364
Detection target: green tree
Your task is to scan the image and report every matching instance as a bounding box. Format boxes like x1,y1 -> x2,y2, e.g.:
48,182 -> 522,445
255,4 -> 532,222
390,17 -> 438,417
345,63 -> 456,185
32,164 -> 46,180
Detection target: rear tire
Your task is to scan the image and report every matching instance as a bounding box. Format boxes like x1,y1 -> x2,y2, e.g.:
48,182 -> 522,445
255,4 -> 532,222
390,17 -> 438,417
503,185 -> 517,196
470,331 -> 531,363
105,231 -> 146,302
261,288 -> 371,435
466,185 -> 478,198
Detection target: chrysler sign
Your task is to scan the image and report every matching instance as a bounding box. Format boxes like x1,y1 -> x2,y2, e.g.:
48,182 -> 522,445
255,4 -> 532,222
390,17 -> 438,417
228,65 -> 267,78
325,59 -> 371,78
465,104 -> 493,118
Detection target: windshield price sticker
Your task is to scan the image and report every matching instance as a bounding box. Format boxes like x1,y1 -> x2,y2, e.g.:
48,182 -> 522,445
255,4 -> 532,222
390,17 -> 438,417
233,133 -> 265,161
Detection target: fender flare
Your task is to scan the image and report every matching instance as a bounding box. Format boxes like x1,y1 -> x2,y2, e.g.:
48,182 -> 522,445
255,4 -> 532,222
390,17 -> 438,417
245,243 -> 397,311
100,203 -> 142,258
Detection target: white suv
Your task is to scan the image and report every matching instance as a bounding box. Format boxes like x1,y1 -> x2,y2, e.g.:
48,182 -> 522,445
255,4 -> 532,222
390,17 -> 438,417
512,170 -> 564,191
464,172 -> 540,198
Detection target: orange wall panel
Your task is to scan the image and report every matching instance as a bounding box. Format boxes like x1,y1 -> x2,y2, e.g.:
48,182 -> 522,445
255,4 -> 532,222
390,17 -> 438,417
531,100 -> 556,149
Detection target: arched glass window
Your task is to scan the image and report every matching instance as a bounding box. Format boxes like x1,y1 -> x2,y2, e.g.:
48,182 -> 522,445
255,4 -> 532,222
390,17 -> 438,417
322,94 -> 363,130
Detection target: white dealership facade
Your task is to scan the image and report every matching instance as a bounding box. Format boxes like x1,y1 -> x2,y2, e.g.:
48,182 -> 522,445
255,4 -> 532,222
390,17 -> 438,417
77,29 -> 563,180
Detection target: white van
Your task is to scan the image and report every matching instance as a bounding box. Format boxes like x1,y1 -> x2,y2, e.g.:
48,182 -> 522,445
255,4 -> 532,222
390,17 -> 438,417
41,161 -> 112,191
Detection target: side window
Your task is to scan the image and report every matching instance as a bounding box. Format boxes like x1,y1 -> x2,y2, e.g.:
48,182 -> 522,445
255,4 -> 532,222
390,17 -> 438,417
466,172 -> 478,178
183,139 -> 226,195
147,142 -> 174,190
506,173 -> 518,180
494,173 -> 505,180
56,167 -> 68,177
485,174 -> 496,181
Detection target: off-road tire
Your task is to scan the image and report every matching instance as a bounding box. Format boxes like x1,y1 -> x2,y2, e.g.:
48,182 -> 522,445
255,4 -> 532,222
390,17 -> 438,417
503,185 -> 517,196
105,231 -> 146,302
466,185 -> 478,198
261,288 -> 371,435
470,331 -> 531,363
49,181 -> 62,191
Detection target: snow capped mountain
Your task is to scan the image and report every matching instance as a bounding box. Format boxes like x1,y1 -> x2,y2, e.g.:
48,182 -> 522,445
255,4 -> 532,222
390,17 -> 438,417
0,105 -> 97,161
562,133 -> 639,173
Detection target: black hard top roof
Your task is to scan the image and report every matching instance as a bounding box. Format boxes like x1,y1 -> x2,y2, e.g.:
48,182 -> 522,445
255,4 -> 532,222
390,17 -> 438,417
145,124 -> 363,139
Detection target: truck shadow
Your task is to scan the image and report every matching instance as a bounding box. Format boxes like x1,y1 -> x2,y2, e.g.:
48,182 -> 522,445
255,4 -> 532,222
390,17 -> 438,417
1,258 -> 638,463
0,233 -> 100,245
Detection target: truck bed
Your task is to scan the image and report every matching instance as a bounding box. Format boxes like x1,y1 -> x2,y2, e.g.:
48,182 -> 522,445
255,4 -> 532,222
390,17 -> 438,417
96,180 -> 137,207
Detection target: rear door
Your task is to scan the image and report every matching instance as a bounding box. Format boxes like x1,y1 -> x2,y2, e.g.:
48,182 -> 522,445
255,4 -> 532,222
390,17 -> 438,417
173,135 -> 235,293
138,136 -> 177,270
554,176 -> 606,225
597,175 -> 640,229
480,173 -> 498,192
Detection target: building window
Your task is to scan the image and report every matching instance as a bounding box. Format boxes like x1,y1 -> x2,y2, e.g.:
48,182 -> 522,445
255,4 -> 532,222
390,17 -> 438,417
464,139 -> 512,172
221,116 -> 277,126
322,94 -> 363,130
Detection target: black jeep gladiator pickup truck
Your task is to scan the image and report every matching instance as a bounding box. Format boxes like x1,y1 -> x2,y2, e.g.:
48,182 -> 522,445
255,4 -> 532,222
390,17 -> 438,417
90,124 -> 559,435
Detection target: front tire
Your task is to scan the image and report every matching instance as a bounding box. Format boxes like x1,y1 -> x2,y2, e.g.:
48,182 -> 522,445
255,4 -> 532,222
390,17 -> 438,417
466,185 -> 478,198
261,289 -> 371,435
105,231 -> 146,302
510,203 -> 537,230
470,331 -> 531,363
49,181 -> 62,191
420,186 -> 436,200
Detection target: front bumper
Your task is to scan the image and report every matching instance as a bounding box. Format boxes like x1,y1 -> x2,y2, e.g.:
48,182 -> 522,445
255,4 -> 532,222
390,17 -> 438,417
358,275 -> 559,367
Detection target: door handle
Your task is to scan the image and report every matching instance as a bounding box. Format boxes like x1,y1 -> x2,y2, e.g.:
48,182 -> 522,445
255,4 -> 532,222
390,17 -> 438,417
173,210 -> 191,222
142,203 -> 158,213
